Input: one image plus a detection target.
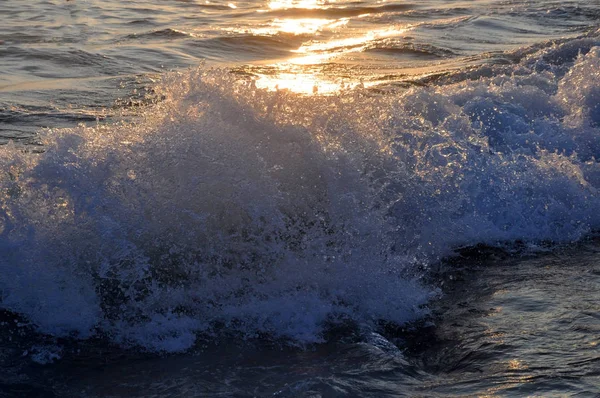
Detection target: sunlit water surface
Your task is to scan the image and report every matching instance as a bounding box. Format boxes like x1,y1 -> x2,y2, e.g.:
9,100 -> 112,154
2,0 -> 598,133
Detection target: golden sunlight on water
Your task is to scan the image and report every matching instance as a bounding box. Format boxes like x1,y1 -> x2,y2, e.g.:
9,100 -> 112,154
267,0 -> 334,10
252,67 -> 360,94
225,0 -> 414,95
275,18 -> 346,34
250,18 -> 412,94
229,18 -> 348,36
290,26 -> 411,64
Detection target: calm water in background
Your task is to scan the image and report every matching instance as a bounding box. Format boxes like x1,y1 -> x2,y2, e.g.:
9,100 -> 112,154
1,0 -> 600,396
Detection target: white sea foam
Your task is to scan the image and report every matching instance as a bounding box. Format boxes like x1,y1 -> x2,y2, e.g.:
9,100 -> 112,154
0,40 -> 599,352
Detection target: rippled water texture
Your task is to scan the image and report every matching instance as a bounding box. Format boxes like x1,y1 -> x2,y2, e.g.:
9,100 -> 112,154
2,0 -> 599,135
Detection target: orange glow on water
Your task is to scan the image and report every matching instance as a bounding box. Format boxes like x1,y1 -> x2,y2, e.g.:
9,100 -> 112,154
289,26 -> 410,64
268,0 -> 334,10
225,0 -> 414,94
251,25 -> 411,94
228,17 -> 348,36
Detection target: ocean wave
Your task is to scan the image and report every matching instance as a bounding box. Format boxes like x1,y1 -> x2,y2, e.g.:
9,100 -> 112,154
123,28 -> 201,41
0,38 -> 599,352
266,3 -> 415,19
0,47 -> 122,78
365,42 -> 456,58
189,34 -> 300,60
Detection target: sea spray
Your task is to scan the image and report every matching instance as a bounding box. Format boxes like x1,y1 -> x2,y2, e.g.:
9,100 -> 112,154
1,40 -> 599,352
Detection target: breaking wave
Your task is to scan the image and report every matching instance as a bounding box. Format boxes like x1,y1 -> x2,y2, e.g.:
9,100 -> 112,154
1,37 -> 599,352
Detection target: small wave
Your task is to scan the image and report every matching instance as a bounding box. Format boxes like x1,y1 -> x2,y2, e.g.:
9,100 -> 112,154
401,7 -> 472,19
127,19 -> 159,26
366,42 -> 456,58
266,3 -> 416,19
514,5 -> 600,21
418,15 -> 478,30
191,34 -> 298,59
124,28 -> 201,41
0,47 -> 121,78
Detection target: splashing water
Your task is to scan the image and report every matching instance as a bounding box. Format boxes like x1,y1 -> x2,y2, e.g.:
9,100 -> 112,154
1,38 -> 600,352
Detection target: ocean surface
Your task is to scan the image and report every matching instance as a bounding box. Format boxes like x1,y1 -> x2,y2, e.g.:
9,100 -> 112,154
1,0 -> 600,396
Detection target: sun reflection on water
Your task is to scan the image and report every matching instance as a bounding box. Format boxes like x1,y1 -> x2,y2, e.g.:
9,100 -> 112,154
229,0 -> 415,94
252,66 -> 371,94
277,18 -> 347,34
268,0 -> 335,10
290,26 -> 409,64
228,17 -> 348,36
251,24 -> 411,94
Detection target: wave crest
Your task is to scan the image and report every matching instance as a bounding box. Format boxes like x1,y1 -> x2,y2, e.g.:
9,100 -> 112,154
1,40 -> 599,352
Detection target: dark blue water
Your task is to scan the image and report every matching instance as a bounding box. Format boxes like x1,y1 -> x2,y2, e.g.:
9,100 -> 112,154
1,241 -> 599,396
1,0 -> 599,396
